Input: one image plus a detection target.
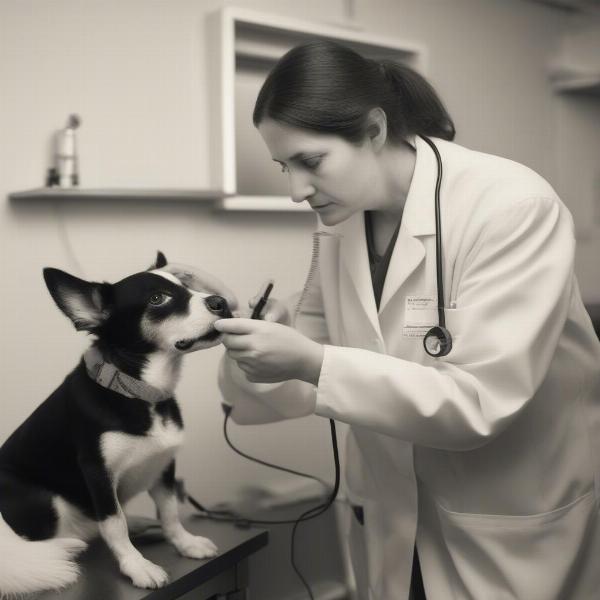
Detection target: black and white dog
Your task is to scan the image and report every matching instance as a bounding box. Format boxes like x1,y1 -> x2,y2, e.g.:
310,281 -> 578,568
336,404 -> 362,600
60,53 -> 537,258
0,252 -> 233,595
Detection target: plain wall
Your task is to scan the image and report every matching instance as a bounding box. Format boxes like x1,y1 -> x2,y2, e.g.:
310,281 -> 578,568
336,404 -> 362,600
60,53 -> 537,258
1,0 -> 598,521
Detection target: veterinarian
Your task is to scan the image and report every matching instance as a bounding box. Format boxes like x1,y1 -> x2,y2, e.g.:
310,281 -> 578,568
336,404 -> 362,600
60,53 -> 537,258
195,41 -> 600,600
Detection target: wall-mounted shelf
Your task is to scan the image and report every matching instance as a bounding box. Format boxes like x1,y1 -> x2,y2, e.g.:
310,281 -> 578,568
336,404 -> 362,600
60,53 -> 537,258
8,188 -> 314,212
8,188 -> 225,203
217,195 -> 311,211
548,19 -> 600,97
549,67 -> 600,96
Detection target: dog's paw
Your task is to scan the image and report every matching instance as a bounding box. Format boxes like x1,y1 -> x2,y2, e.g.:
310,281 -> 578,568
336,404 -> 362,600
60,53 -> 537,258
174,532 -> 218,559
119,553 -> 169,589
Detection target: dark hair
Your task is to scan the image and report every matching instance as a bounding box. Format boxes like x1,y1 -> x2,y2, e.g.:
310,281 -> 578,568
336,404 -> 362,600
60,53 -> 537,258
253,40 -> 455,143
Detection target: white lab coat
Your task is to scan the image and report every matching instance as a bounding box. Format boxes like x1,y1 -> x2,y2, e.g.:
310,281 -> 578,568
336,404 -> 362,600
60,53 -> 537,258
218,136 -> 600,600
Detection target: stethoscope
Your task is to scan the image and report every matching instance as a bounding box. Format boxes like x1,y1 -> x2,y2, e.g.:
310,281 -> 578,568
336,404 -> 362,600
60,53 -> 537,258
420,135 -> 453,358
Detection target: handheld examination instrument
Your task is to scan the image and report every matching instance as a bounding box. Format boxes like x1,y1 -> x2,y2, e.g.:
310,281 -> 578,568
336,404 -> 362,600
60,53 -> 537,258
251,280 -> 274,319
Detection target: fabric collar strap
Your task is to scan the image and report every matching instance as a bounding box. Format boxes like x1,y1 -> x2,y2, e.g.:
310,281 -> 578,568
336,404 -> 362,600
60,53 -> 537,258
83,346 -> 171,403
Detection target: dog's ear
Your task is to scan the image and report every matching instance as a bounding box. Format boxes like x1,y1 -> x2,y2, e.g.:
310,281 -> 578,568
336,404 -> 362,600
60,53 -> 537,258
43,268 -> 112,331
148,251 -> 167,270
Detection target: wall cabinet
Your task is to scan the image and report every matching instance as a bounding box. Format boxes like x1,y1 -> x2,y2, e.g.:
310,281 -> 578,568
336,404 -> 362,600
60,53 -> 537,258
206,6 -> 425,210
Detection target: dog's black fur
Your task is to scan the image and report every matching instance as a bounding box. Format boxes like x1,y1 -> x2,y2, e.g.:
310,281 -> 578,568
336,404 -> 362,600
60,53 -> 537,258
0,363 -> 184,540
0,252 -> 232,594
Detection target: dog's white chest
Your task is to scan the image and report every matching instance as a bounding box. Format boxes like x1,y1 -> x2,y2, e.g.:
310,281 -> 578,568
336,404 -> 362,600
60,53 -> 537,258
100,412 -> 184,503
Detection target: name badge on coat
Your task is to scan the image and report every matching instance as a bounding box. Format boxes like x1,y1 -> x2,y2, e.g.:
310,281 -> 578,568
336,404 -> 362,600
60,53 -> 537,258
402,294 -> 437,337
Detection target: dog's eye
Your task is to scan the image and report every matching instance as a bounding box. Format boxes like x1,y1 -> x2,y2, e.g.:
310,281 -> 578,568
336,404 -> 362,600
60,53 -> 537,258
148,293 -> 171,306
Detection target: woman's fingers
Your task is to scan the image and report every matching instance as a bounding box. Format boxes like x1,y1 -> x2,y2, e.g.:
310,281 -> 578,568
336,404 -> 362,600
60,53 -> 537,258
222,337 -> 250,352
214,318 -> 257,334
247,297 -> 289,323
226,349 -> 248,360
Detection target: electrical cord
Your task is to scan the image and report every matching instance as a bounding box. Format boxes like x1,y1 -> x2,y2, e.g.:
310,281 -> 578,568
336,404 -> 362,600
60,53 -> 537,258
185,407 -> 341,600
184,240 -> 341,597
221,405 -> 330,490
52,199 -> 86,278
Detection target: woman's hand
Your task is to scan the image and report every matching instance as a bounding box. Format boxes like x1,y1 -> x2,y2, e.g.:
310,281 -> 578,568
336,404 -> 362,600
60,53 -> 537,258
214,318 -> 324,385
161,262 -> 239,312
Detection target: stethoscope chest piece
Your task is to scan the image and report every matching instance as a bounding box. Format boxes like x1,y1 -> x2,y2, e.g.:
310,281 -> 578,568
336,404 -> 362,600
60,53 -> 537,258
423,325 -> 452,358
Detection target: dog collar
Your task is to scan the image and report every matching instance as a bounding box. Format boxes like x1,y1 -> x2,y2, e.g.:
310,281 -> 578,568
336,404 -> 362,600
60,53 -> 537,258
83,346 -> 172,403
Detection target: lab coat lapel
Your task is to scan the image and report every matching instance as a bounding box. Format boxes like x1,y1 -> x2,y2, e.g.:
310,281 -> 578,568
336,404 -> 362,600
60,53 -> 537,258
379,232 -> 426,314
379,136 -> 438,315
339,212 -> 382,339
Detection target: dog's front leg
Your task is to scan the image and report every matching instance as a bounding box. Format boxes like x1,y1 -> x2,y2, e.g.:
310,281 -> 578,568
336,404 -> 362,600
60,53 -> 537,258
149,461 -> 218,559
79,457 -> 169,588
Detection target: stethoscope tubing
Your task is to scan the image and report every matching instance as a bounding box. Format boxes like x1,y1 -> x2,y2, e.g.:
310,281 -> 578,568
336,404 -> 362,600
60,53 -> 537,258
419,135 -> 446,330
419,136 -> 453,357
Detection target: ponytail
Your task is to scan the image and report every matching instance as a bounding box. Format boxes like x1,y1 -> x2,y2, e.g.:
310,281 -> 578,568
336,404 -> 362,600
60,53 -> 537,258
253,41 -> 456,143
378,59 -> 456,141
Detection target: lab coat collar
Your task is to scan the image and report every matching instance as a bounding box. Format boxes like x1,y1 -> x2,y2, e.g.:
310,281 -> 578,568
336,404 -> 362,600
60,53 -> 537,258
337,136 -> 439,332
401,135 -> 438,237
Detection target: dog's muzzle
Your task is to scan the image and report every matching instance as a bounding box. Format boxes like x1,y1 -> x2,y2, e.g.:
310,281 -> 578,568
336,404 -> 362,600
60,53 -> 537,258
174,295 -> 233,350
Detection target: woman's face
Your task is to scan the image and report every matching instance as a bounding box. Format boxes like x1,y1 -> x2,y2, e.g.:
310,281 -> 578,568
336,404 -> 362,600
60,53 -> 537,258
257,118 -> 381,226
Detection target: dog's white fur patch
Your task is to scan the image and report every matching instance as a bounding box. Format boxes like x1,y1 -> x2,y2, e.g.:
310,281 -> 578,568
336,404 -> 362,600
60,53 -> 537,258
0,513 -> 87,595
142,353 -> 182,393
52,497 -> 98,541
149,270 -> 182,286
99,511 -> 169,588
100,412 -> 184,505
149,487 -> 218,559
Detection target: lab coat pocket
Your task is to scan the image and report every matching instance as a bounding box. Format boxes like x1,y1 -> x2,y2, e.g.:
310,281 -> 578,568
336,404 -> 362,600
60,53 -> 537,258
346,497 -> 383,600
440,307 -> 464,337
435,490 -> 599,600
348,502 -> 369,600
438,307 -> 476,365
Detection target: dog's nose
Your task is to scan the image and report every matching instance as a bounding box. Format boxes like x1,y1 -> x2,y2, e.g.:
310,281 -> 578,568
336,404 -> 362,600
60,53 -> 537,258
205,295 -> 232,318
